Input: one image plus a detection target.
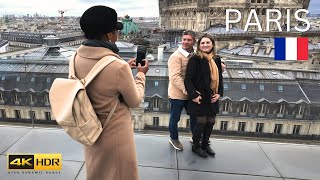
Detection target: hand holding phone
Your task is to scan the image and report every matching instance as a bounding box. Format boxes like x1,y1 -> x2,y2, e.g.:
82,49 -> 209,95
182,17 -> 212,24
136,45 -> 146,67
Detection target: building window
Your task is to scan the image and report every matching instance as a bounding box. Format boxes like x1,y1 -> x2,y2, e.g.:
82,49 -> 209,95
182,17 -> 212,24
1,76 -> 5,81
241,84 -> 246,90
224,84 -> 229,90
238,122 -> 246,132
278,85 -> 283,92
241,103 -> 248,113
45,112 -> 51,120
29,94 -> 34,104
15,110 -> 21,119
220,121 -> 228,131
278,104 -> 286,114
153,117 -> 159,126
259,84 -> 264,91
155,81 -> 159,87
259,104 -> 267,114
0,92 -> 4,102
256,123 -> 264,133
223,101 -> 231,112
186,119 -> 190,128
292,125 -> 301,135
274,124 -> 283,134
44,94 -> 49,105
13,93 -> 19,102
298,106 -> 305,116
29,111 -> 36,120
0,109 -> 6,118
16,76 -> 20,81
153,98 -> 159,109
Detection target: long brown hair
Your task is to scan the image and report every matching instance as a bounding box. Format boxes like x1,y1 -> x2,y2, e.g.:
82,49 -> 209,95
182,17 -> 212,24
196,33 -> 219,94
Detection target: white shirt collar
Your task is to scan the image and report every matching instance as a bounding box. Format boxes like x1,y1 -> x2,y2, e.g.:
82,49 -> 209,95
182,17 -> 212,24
178,46 -> 194,58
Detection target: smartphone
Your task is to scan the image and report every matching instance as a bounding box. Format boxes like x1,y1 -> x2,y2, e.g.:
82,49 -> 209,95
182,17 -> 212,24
136,45 -> 146,66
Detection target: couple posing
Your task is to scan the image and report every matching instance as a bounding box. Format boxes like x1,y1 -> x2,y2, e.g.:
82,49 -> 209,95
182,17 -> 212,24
168,30 -> 224,158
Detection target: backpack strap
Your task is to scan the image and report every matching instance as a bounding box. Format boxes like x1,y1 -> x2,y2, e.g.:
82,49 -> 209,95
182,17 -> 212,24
69,53 -> 119,127
84,55 -> 119,128
69,53 -> 77,79
83,55 -> 118,87
103,99 -> 119,129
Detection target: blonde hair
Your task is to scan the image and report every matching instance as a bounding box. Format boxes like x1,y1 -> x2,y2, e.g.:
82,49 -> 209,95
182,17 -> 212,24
196,34 -> 219,94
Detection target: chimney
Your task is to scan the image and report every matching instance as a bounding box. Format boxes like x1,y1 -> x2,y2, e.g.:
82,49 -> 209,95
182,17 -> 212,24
265,44 -> 272,55
253,43 -> 260,54
228,42 -> 238,50
157,44 -> 168,62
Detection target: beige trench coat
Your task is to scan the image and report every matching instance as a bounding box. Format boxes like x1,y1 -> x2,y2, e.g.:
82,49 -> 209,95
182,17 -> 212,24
74,45 -> 145,180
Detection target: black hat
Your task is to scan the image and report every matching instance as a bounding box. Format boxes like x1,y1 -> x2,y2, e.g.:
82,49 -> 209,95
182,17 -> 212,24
80,6 -> 123,36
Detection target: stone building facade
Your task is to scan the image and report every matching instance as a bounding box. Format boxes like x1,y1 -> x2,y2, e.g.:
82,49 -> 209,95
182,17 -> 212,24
0,40 -> 319,139
159,0 -> 310,32
0,31 -> 84,49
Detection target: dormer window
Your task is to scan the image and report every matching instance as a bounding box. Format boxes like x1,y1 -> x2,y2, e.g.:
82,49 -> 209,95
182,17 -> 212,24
259,84 -> 264,91
224,84 -> 229,90
241,84 -> 246,90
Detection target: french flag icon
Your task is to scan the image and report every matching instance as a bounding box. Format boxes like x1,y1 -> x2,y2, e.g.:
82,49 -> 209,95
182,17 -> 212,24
274,37 -> 308,61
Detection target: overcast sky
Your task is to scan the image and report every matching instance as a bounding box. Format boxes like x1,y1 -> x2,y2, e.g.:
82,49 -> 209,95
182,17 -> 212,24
0,0 -> 319,17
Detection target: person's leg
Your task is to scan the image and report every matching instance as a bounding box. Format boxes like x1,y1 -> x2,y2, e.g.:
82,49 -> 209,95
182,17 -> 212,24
201,116 -> 216,156
185,101 -> 196,134
189,115 -> 196,134
188,115 -> 197,144
169,99 -> 185,150
192,116 -> 208,157
185,101 -> 197,144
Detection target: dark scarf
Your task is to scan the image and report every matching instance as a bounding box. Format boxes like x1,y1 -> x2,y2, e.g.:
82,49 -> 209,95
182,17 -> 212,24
82,39 -> 119,54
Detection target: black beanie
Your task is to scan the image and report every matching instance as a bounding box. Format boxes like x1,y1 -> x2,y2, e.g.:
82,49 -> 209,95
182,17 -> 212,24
80,6 -> 123,37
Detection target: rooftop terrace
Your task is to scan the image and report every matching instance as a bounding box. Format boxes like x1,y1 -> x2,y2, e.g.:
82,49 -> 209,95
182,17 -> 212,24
1,125 -> 320,180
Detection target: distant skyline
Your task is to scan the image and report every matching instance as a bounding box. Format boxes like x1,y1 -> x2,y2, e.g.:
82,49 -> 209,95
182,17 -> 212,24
0,0 -> 319,17
0,0 -> 159,17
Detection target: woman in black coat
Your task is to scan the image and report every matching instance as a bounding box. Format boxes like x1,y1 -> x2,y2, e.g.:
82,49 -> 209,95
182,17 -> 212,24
184,33 -> 223,157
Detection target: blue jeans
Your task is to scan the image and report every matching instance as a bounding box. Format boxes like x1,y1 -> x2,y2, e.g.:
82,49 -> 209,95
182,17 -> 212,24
169,99 -> 196,140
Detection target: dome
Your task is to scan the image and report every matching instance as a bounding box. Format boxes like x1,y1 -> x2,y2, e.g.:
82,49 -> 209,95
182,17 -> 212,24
121,15 -> 139,36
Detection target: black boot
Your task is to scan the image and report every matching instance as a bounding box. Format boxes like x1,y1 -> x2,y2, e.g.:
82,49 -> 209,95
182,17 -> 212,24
192,145 -> 208,157
201,121 -> 215,156
192,121 -> 208,158
202,145 -> 215,156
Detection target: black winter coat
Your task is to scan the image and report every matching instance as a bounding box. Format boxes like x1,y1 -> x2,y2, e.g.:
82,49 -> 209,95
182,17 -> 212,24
184,55 -> 223,117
